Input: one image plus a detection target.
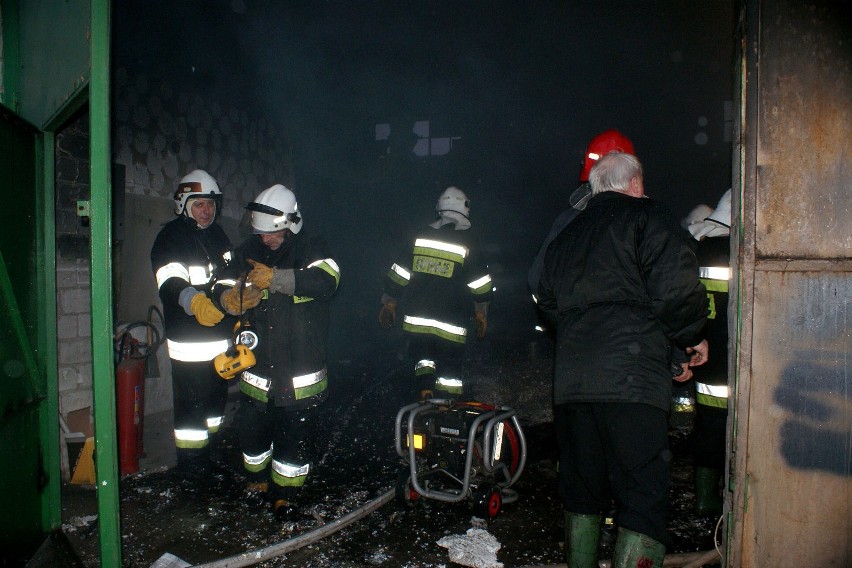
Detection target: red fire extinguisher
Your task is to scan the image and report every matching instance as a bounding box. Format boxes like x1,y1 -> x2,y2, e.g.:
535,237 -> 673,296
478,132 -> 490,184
116,334 -> 145,475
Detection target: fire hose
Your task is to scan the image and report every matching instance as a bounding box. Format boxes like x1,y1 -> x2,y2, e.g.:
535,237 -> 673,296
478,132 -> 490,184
191,488 -> 395,568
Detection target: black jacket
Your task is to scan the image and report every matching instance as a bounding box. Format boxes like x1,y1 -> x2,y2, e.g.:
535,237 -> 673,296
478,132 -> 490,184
233,230 -> 339,409
538,191 -> 708,411
150,216 -> 235,347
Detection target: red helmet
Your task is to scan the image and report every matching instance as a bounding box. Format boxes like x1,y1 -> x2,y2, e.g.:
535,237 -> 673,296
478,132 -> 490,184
579,129 -> 636,182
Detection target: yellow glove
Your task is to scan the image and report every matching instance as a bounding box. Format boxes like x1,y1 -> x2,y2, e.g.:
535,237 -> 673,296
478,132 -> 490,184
474,312 -> 487,338
220,283 -> 263,315
190,293 -> 224,327
379,302 -> 397,328
247,259 -> 273,290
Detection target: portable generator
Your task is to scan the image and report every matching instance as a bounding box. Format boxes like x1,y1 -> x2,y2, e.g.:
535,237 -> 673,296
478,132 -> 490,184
394,399 -> 527,520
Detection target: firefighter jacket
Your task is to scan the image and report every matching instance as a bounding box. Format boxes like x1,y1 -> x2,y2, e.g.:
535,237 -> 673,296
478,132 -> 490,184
151,216 -> 236,362
694,235 -> 731,409
383,223 -> 493,344
538,191 -> 708,412
233,230 -> 340,410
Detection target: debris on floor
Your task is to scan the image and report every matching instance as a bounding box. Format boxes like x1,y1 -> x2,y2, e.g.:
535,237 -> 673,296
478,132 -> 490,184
437,526 -> 504,568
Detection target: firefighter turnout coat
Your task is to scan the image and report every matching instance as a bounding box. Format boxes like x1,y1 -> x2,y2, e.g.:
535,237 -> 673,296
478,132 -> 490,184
151,216 -> 236,355
233,230 -> 340,410
384,223 -> 493,344
695,235 -> 730,409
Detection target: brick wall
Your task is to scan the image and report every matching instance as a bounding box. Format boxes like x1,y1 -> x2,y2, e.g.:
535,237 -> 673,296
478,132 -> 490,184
56,113 -> 93,418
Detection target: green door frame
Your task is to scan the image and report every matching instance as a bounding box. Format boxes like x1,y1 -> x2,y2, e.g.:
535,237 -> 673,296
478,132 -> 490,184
2,0 -> 120,563
89,3 -> 122,565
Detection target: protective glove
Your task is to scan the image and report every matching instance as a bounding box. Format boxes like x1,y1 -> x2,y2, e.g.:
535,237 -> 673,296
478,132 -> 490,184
220,282 -> 263,315
247,259 -> 273,290
190,293 -> 225,327
379,301 -> 397,328
474,312 -> 487,338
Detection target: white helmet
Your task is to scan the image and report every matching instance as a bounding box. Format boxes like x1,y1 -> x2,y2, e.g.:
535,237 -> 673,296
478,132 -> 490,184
682,203 -> 714,230
436,186 -> 470,220
174,169 -> 221,215
246,184 -> 303,234
688,189 -> 732,240
706,188 -> 732,227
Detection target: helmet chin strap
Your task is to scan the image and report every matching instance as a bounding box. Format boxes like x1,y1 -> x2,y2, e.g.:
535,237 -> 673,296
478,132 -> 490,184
431,211 -> 471,230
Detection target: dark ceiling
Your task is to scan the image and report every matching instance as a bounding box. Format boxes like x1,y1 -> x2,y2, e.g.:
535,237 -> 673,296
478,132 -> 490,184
114,1 -> 738,343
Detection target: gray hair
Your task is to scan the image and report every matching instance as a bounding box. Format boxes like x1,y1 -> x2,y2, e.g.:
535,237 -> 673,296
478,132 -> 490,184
589,152 -> 643,195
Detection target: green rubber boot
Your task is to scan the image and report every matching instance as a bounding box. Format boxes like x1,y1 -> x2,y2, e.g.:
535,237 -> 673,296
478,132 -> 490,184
564,511 -> 601,568
612,527 -> 665,568
694,466 -> 723,516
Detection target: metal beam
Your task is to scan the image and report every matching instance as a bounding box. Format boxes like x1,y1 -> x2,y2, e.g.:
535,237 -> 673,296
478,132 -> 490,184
89,0 -> 122,565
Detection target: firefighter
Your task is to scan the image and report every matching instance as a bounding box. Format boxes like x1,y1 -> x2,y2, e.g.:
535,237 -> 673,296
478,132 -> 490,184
379,186 -> 492,400
528,129 -> 636,298
230,184 -> 340,520
151,169 -> 260,468
687,189 -> 732,517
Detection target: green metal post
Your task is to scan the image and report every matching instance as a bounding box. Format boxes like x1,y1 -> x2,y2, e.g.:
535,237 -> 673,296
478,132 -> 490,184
89,1 -> 121,565
37,131 -> 61,531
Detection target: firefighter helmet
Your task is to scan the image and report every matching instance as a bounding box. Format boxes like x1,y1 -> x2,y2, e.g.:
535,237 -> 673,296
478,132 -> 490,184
174,169 -> 222,215
706,188 -> 732,227
246,184 -> 303,234
436,186 -> 470,219
683,203 -> 714,230
579,129 -> 636,182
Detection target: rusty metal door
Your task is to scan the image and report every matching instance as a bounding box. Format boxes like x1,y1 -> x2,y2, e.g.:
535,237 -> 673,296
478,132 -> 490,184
729,1 -> 851,565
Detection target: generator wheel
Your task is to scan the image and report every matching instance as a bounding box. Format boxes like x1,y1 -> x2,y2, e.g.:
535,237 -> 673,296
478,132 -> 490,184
473,485 -> 502,520
396,468 -> 420,508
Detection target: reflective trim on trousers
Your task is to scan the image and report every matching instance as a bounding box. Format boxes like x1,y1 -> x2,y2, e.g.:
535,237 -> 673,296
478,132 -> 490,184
415,359 -> 436,377
271,460 -> 310,488
174,428 -> 209,449
243,445 -> 273,473
206,415 -> 224,433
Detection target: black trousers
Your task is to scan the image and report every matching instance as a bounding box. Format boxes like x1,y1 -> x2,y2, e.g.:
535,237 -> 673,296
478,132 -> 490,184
693,404 -> 727,470
555,402 -> 671,546
239,396 -> 317,493
171,359 -> 229,450
405,332 -> 466,394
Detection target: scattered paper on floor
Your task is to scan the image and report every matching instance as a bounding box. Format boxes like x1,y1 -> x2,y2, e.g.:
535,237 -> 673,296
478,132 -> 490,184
437,527 -> 504,568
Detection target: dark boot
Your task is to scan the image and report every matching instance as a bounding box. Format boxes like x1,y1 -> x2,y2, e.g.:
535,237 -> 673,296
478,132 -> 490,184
612,527 -> 665,568
564,511 -> 601,568
271,486 -> 301,521
694,467 -> 723,516
175,446 -> 210,473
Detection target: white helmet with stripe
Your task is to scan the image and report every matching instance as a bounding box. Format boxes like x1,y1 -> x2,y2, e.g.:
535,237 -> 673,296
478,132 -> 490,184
174,169 -> 221,215
246,184 -> 303,234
